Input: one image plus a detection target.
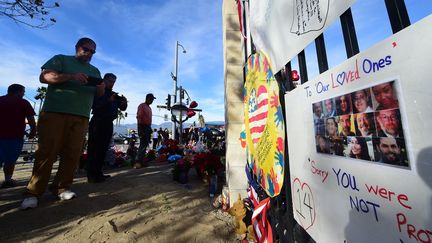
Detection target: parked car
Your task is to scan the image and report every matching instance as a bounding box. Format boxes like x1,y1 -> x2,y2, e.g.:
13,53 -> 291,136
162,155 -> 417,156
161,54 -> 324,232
113,133 -> 130,144
209,128 -> 224,137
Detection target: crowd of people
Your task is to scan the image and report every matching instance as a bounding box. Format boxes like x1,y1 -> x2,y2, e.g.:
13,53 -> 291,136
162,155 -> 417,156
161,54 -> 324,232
0,37 -> 225,211
0,37 -> 165,210
121,124 -> 224,167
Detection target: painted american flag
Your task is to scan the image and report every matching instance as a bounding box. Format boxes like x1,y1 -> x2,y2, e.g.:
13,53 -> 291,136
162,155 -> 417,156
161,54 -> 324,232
248,85 -> 269,144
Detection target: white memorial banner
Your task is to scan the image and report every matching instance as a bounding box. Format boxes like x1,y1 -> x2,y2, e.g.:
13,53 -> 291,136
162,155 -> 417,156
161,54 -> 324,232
250,0 -> 356,72
284,15 -> 432,242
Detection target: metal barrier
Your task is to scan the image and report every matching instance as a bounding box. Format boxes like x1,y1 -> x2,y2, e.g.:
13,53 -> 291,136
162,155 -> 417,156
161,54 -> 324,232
17,139 -> 37,165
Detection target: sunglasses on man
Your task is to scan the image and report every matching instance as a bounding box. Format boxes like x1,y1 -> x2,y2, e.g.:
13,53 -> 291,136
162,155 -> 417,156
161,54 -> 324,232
82,46 -> 96,54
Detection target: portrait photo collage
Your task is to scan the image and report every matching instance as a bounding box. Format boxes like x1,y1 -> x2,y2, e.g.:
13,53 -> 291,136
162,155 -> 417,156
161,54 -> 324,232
312,80 -> 410,168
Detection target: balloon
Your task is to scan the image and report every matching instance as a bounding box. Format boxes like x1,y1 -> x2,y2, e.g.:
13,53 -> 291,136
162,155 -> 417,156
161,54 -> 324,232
187,109 -> 196,118
189,101 -> 198,108
292,70 -> 300,81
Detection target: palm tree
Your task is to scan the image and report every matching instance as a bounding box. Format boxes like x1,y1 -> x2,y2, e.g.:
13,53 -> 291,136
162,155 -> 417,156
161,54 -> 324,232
116,110 -> 126,126
34,86 -> 47,114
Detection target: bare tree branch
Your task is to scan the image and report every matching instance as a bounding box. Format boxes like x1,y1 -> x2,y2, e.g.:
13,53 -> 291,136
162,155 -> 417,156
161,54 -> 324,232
0,0 -> 59,29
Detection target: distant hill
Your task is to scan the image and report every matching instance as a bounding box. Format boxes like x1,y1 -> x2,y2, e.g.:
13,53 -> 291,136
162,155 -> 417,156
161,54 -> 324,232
113,124 -> 137,135
113,122 -> 190,135
205,121 -> 225,126
113,121 -> 224,135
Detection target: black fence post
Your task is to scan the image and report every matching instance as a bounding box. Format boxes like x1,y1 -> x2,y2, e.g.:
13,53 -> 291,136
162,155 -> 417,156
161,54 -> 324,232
315,33 -> 329,74
298,50 -> 309,84
384,0 -> 411,34
274,71 -> 295,243
340,8 -> 360,58
284,62 -> 295,91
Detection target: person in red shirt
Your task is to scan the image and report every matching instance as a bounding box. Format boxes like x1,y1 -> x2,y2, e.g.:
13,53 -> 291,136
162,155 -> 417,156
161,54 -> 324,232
0,84 -> 36,188
136,93 -> 155,165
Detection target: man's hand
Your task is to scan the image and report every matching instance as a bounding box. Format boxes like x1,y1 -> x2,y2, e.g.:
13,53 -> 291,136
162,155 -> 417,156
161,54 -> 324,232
40,70 -> 89,85
110,93 -> 117,102
119,96 -> 128,111
26,116 -> 37,139
120,95 -> 128,104
74,73 -> 89,85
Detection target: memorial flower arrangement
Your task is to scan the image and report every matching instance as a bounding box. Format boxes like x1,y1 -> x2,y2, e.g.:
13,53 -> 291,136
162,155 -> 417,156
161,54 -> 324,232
164,139 -> 180,155
169,136 -> 225,186
193,152 -> 223,178
172,152 -> 194,183
114,151 -> 127,166
192,140 -> 208,154
157,139 -> 181,163
145,149 -> 156,161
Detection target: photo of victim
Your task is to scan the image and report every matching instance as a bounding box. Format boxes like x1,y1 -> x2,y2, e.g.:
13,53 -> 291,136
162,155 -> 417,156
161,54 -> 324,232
312,80 -> 409,168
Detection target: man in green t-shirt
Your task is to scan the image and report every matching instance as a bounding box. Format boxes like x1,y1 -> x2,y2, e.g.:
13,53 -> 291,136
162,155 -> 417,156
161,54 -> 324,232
21,37 -> 105,210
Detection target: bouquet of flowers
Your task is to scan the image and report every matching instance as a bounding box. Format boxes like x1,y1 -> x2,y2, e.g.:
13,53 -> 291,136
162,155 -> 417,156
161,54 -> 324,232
114,151 -> 126,167
192,140 -> 208,154
193,152 -> 224,178
145,149 -> 156,161
163,139 -> 179,155
172,154 -> 193,184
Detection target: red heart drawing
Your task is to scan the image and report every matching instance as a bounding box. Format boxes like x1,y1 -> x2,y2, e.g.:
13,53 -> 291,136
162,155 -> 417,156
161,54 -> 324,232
292,178 -> 316,230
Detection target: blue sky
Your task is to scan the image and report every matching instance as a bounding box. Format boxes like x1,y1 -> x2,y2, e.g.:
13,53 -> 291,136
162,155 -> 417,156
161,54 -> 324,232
0,0 -> 224,125
0,1 -> 430,125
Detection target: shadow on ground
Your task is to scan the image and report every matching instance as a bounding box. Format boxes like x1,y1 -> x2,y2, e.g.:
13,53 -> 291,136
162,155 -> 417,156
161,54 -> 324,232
0,162 -> 235,242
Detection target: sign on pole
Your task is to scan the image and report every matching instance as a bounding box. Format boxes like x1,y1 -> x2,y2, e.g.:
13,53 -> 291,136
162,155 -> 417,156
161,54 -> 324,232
250,0 -> 356,72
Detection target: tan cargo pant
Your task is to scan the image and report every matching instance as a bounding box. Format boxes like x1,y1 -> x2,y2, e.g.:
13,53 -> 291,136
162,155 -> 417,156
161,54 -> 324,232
26,112 -> 88,196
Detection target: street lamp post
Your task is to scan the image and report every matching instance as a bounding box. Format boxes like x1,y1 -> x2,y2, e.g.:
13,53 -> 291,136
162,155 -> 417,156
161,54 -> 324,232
172,40 -> 186,141
169,86 -> 201,145
179,86 -> 184,144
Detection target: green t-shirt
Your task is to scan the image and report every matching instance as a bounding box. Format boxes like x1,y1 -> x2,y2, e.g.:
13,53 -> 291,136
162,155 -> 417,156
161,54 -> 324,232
41,54 -> 101,118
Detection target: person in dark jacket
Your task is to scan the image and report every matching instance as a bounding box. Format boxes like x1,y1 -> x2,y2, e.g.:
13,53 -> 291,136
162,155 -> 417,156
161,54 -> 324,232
86,73 -> 127,183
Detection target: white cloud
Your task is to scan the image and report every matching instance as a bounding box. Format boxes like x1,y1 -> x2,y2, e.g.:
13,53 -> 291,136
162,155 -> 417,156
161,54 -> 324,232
0,41 -> 47,89
0,0 -> 224,126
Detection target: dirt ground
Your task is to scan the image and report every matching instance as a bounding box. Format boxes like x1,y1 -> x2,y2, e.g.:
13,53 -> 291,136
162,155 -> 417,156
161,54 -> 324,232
0,160 -> 236,242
